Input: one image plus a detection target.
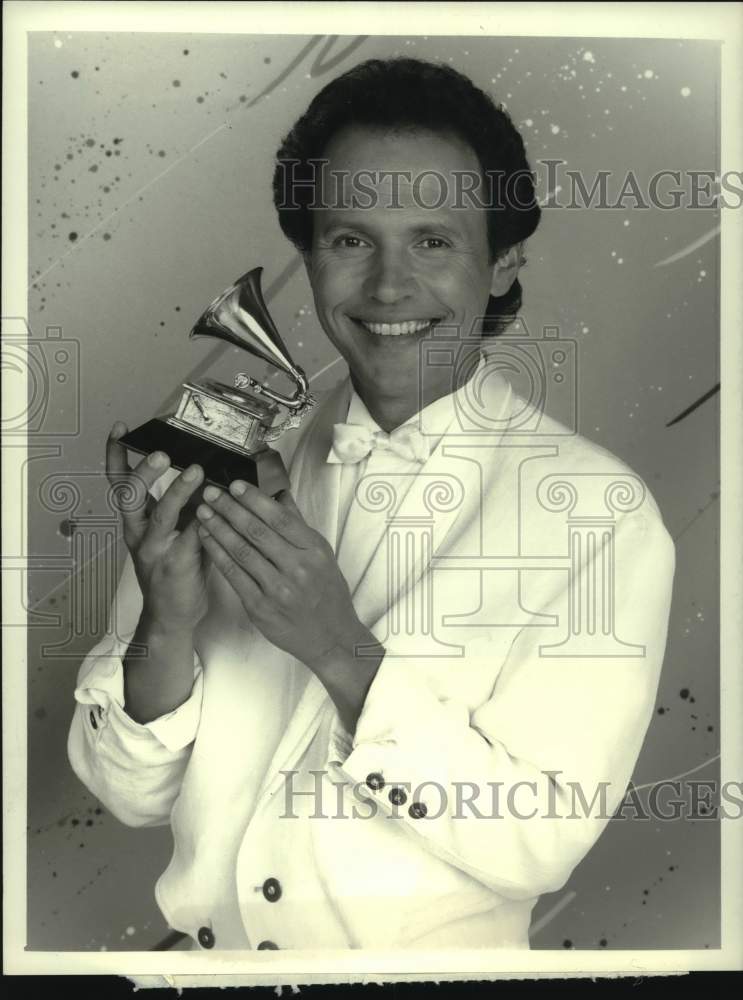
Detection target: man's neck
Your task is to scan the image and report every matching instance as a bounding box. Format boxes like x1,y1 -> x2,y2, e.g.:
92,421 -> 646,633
350,350 -> 481,433
352,388 -> 420,433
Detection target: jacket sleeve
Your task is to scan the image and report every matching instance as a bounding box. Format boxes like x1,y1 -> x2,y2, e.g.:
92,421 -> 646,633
327,504 -> 676,901
67,466 -> 203,828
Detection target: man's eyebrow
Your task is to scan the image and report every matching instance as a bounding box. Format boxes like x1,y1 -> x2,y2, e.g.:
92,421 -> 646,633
407,222 -> 464,239
315,216 -> 466,239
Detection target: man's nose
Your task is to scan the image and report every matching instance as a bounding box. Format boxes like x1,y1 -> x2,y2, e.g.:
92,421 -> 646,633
364,249 -> 417,304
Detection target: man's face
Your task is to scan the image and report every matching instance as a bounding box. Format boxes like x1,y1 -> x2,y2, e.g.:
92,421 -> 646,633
304,126 -> 505,408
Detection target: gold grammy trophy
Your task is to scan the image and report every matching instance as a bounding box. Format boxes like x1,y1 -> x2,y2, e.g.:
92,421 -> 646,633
120,267 -> 316,496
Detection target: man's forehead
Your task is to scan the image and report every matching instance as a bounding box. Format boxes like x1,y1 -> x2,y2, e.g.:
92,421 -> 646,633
321,123 -> 481,168
312,124 -> 486,209
315,164 -> 487,216
312,204 -> 471,236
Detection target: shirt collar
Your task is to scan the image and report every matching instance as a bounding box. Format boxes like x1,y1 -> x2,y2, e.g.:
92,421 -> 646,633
325,351 -> 488,461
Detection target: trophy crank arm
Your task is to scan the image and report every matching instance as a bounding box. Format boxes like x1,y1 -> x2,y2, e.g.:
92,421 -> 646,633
262,398 -> 317,442
233,372 -> 313,411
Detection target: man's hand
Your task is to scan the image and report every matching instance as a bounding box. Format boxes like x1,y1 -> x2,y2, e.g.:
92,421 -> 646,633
107,422 -> 210,723
107,422 -> 208,632
195,480 -> 374,670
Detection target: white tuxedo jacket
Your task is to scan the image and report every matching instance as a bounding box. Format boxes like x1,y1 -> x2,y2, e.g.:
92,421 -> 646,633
68,367 -> 675,950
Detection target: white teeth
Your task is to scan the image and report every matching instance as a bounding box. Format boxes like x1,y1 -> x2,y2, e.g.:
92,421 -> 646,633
358,320 -> 433,337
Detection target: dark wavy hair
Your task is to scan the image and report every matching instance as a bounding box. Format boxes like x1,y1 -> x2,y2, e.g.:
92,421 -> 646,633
272,57 -> 541,336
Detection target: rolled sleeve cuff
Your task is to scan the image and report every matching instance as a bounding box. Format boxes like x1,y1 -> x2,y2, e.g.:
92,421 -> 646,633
74,640 -> 204,753
325,650 -> 467,796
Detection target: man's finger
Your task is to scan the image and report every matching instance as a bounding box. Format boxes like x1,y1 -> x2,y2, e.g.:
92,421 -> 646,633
105,421 -> 132,483
168,505 -> 204,562
276,489 -> 301,514
143,465 -> 205,549
227,480 -> 312,548
196,504 -> 283,595
106,424 -> 176,541
197,526 -> 264,608
200,486 -> 296,570
106,423 -> 149,538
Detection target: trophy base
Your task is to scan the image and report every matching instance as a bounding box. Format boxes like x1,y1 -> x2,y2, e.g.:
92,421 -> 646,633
119,419 -> 290,496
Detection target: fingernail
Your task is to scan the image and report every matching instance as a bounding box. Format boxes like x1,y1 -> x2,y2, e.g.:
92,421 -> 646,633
196,504 -> 213,520
110,422 -> 126,439
203,485 -> 220,502
182,465 -> 200,483
147,452 -> 169,468
198,525 -> 210,538
230,480 -> 247,496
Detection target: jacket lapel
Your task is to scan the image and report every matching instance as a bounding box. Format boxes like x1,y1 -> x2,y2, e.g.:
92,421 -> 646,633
350,371 -> 514,632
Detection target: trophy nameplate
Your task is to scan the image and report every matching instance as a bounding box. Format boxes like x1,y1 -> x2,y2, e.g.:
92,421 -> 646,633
120,267 -> 316,496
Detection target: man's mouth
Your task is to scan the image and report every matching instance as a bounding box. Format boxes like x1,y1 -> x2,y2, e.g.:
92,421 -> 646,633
352,318 -> 440,337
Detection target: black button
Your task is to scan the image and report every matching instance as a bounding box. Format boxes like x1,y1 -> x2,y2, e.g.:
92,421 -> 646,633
389,787 -> 408,806
197,926 -> 215,949
89,710 -> 98,730
262,877 -> 282,902
409,801 -> 427,819
366,772 -> 385,791
257,940 -> 279,950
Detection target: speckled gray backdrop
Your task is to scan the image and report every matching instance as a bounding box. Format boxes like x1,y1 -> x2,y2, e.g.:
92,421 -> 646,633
23,33 -> 720,951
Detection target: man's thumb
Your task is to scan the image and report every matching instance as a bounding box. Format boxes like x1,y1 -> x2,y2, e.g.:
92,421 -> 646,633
274,488 -> 299,512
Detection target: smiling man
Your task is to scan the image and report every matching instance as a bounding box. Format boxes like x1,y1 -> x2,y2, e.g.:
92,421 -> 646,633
68,58 -> 675,951
303,125 -> 522,432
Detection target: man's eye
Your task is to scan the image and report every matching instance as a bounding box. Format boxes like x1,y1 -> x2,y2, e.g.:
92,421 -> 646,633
417,237 -> 450,249
333,235 -> 368,249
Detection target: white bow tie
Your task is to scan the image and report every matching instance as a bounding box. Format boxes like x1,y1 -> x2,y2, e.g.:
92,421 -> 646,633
328,422 -> 431,465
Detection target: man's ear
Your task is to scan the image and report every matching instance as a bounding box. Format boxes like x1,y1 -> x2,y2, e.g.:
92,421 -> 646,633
490,242 -> 524,297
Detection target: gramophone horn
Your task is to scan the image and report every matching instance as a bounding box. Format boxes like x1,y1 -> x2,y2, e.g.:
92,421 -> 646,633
190,267 -> 296,376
